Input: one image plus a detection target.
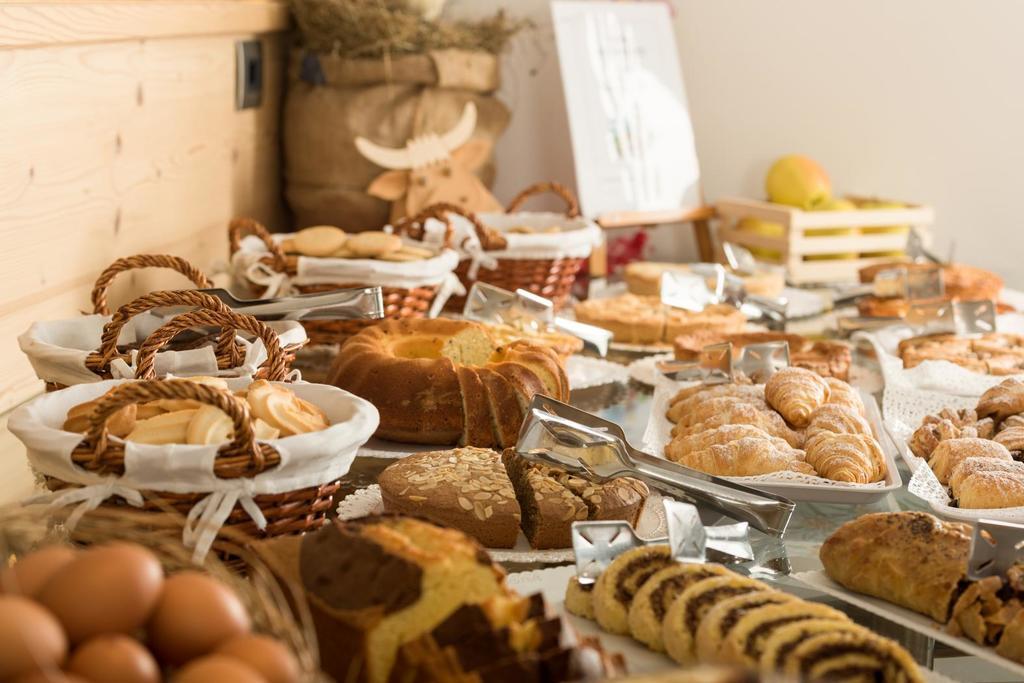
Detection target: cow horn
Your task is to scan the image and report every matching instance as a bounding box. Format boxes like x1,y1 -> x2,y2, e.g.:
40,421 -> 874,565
355,135 -> 415,170
439,102 -> 478,152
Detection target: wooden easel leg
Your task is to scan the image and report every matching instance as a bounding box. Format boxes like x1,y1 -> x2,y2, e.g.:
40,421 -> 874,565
692,218 -> 714,262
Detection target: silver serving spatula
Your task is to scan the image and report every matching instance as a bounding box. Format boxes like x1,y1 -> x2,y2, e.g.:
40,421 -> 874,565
515,395 -> 795,537
967,519 -> 1024,580
656,341 -> 790,385
661,264 -> 789,330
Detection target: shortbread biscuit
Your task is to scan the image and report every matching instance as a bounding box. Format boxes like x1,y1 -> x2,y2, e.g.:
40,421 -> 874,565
347,231 -> 402,257
293,225 -> 348,257
186,405 -> 234,445
378,251 -> 423,262
126,409 -> 197,445
246,379 -> 329,436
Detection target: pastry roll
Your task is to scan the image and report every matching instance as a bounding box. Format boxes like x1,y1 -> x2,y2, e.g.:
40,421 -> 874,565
668,383 -> 762,408
693,591 -> 795,664
764,367 -> 830,428
565,576 -> 595,619
948,457 -> 1024,495
673,403 -> 804,449
977,377 -> 1024,421
626,563 -> 731,652
718,605 -> 851,667
955,471 -> 1024,509
928,437 -> 1013,485
665,424 -> 780,461
667,395 -> 770,428
824,377 -> 866,416
803,432 -> 886,483
672,437 -> 814,477
946,575 -> 1009,644
820,511 -> 971,622
662,574 -> 770,665
592,545 -> 674,634
774,629 -> 924,683
805,403 -> 873,439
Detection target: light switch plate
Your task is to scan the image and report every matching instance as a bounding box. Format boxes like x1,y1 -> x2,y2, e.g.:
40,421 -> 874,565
236,40 -> 263,109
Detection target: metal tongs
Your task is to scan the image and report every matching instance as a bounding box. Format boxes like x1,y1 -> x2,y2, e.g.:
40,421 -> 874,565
192,287 -> 385,321
571,500 -> 755,584
656,341 -> 790,385
833,264 -> 945,310
905,299 -> 997,337
662,257 -> 788,330
515,395 -> 795,537
462,282 -> 612,356
967,519 -> 1024,580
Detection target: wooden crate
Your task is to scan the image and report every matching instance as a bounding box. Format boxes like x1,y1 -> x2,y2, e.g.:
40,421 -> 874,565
715,196 -> 934,284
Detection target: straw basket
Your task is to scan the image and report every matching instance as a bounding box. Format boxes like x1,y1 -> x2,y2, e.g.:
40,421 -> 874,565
229,214 -> 461,346
446,182 -> 601,311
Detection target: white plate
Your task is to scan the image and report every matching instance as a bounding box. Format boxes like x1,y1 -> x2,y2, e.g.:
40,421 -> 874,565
794,570 -> 1024,679
336,485 -> 668,564
508,566 -> 959,681
642,377 -> 902,503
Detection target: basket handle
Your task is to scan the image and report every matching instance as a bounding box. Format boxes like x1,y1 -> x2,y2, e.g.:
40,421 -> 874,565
229,218 -> 288,272
505,182 -> 581,218
86,290 -> 242,374
392,208 -> 456,248
134,309 -> 288,382
91,255 -> 213,315
411,202 -> 508,251
83,380 -> 267,472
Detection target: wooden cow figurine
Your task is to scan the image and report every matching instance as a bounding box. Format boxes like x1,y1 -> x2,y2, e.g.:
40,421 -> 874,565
356,103 -> 504,222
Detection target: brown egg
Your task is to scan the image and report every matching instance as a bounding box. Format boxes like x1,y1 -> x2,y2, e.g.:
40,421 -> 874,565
148,571 -> 251,665
68,634 -> 160,683
38,542 -> 164,644
216,634 -> 300,683
0,546 -> 78,598
14,673 -> 90,683
173,655 -> 267,683
0,595 -> 68,679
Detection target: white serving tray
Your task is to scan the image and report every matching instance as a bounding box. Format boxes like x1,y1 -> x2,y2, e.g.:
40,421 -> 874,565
507,565 -> 958,682
794,570 -> 1024,679
642,377 -> 902,503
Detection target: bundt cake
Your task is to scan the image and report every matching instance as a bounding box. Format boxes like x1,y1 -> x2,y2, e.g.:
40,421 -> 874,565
329,319 -> 570,447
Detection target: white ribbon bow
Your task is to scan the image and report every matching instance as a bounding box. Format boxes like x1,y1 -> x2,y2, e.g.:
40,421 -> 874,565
26,480 -> 145,531
183,480 -> 267,563
245,260 -> 293,299
428,273 -> 467,318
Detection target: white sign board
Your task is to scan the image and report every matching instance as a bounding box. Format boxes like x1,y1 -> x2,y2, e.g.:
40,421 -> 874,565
551,1 -> 702,218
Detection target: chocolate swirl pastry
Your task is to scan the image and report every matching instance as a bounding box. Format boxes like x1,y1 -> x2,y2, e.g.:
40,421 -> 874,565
774,629 -> 924,683
627,563 -> 732,652
592,545 -> 675,635
693,591 -> 798,664
718,603 -> 851,668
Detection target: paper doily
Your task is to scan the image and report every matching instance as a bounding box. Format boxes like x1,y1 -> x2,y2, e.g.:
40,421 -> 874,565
336,485 -> 668,564
356,438 -> 438,460
566,355 -> 629,390
626,353 -> 674,387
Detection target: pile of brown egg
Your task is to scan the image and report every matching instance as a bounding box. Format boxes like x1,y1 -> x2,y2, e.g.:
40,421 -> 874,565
0,542 -> 299,682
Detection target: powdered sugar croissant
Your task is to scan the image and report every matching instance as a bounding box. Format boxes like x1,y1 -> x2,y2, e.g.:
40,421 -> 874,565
804,432 -> 886,483
672,401 -> 804,448
805,403 -> 872,439
977,377 -> 1024,421
673,436 -> 813,477
764,367 -> 830,428
665,424 -> 790,462
667,394 -> 770,427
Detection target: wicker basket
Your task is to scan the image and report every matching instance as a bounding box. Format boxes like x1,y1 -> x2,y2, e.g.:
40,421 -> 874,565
445,182 -> 601,311
90,253 -> 214,315
229,214 -> 461,346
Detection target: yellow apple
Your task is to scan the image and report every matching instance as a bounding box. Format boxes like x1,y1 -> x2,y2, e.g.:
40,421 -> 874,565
765,155 -> 832,208
858,198 -> 909,234
737,217 -> 783,261
806,197 -> 858,236
805,253 -> 859,261
861,250 -> 906,258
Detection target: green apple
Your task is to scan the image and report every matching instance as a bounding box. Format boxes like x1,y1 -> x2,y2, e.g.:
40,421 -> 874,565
765,155 -> 832,208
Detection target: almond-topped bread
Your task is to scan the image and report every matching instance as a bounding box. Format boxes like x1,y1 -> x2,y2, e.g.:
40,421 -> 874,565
379,448 -> 521,548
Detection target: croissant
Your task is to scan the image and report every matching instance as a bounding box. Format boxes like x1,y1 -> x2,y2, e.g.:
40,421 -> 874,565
995,426 -> 1024,451
672,402 -> 804,448
949,457 -> 1024,497
672,436 -> 814,477
977,377 -> 1024,421
667,383 -> 764,415
928,437 -> 1013,485
805,403 -> 872,439
764,367 -> 830,428
956,471 -> 1024,509
665,424 -> 788,462
824,377 -> 865,416
803,432 -> 885,483
667,394 -> 770,427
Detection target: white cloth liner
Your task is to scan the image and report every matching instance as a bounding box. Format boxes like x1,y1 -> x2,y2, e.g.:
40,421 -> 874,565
19,314 -> 308,387
7,377 -> 379,562
231,218 -> 464,317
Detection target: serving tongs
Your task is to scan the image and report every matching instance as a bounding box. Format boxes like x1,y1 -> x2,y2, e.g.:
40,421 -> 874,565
662,257 -> 789,331
188,286 -> 385,321
967,519 -> 1024,580
462,282 -> 612,356
832,263 -> 945,310
656,341 -> 790,385
515,395 -> 795,537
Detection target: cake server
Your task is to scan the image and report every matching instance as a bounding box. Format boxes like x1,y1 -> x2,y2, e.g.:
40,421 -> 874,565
462,282 -> 612,356
661,264 -> 789,330
831,264 -> 945,309
905,298 -> 997,336
515,395 -> 795,537
656,341 -> 790,385
967,519 -> 1024,580
190,286 -> 385,321
570,500 -> 754,584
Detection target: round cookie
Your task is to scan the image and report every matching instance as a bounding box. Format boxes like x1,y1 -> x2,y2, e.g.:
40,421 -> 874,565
719,602 -> 851,667
693,590 -> 796,663
293,225 -> 348,257
592,545 -> 674,635
565,576 -> 596,620
347,231 -> 402,258
662,574 -> 770,665
627,563 -> 732,652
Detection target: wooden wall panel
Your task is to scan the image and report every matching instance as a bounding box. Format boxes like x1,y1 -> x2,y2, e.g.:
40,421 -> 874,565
0,4 -> 288,413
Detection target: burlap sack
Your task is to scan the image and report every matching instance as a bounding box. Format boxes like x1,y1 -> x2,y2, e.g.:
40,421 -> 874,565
284,48 -> 510,231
